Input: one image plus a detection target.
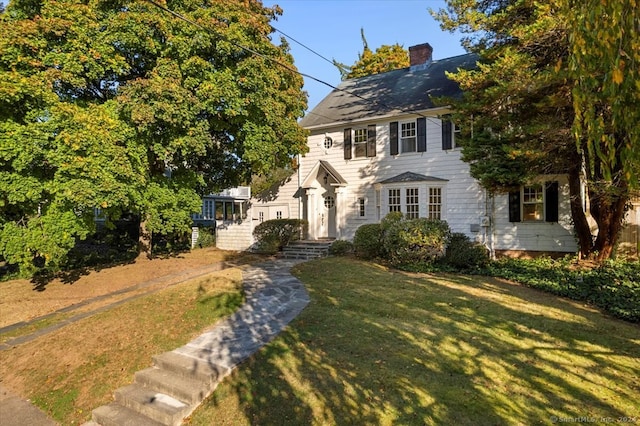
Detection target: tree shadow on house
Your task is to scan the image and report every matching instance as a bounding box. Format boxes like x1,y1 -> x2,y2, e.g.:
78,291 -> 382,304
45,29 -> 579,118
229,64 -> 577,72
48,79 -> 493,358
189,258 -> 639,425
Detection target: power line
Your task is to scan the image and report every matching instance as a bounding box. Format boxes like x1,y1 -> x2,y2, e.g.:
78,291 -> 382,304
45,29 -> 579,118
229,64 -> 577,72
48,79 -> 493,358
269,25 -> 349,74
141,0 -> 442,125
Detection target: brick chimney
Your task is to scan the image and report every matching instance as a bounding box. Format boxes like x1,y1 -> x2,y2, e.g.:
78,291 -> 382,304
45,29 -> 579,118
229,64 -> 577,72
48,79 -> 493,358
409,43 -> 433,67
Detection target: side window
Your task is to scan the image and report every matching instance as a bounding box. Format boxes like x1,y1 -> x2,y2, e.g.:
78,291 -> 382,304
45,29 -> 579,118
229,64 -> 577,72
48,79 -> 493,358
358,198 -> 366,217
508,181 -> 559,222
522,184 -> 544,221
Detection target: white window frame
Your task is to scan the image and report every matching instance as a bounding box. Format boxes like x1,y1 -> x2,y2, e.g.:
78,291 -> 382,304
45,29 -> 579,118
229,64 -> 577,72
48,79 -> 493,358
452,122 -> 460,148
406,187 -> 419,219
354,128 -> 368,158
428,187 -> 442,219
400,121 -> 417,153
357,197 -> 366,218
388,188 -> 401,212
522,184 -> 544,221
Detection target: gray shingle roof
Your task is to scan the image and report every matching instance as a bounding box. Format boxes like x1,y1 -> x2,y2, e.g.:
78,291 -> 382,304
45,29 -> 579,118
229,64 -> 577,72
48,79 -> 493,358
300,53 -> 478,129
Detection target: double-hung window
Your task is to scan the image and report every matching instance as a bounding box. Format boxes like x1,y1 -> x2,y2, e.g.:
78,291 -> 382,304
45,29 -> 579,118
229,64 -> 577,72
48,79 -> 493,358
388,189 -> 401,212
357,198 -> 366,218
509,181 -> 559,222
401,121 -> 417,153
428,188 -> 442,219
522,184 -> 544,221
406,188 -> 419,218
354,128 -> 368,158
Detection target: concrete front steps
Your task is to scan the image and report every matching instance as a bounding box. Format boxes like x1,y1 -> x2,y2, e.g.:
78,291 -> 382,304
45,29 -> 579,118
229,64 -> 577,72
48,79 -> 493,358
279,240 -> 333,260
89,351 -> 230,426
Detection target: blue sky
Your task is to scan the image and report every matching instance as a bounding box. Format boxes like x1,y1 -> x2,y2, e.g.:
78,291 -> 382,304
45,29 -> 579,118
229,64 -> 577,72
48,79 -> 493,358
262,0 -> 467,111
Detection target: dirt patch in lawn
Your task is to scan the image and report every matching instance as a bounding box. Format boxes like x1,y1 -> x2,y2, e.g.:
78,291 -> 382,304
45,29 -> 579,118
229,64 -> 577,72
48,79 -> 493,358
0,248 -> 262,328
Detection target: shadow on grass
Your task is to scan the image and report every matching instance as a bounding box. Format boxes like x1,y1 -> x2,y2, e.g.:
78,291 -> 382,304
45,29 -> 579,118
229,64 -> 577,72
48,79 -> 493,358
190,258 -> 639,425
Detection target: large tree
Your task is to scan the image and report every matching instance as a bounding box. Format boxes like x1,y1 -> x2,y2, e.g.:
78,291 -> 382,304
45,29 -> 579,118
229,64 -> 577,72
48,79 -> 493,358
432,0 -> 638,259
0,0 -> 307,275
334,28 -> 409,80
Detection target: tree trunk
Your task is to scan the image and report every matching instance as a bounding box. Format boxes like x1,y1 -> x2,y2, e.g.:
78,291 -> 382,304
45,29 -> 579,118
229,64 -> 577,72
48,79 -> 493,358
138,219 -> 152,259
589,181 -> 629,260
567,163 -> 593,258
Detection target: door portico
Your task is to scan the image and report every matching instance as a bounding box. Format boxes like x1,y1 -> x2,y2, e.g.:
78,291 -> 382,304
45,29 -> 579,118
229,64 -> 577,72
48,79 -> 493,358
301,161 -> 347,240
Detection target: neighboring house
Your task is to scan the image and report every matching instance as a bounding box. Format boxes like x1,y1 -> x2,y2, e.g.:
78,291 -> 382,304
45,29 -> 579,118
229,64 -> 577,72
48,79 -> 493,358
248,42 -> 579,257
192,186 -> 253,251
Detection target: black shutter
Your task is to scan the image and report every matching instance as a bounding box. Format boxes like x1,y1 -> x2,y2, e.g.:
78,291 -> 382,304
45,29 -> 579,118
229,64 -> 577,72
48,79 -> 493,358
343,128 -> 352,160
390,121 -> 399,156
509,190 -> 521,222
545,181 -> 559,222
367,124 -> 376,157
417,117 -> 427,152
442,119 -> 452,150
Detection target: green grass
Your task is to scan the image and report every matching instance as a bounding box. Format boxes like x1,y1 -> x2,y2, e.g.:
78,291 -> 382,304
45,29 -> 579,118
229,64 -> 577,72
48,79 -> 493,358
187,257 -> 640,425
0,269 -> 245,425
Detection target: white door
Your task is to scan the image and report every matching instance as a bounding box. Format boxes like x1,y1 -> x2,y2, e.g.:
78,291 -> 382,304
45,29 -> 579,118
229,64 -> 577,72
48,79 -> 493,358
321,192 -> 337,239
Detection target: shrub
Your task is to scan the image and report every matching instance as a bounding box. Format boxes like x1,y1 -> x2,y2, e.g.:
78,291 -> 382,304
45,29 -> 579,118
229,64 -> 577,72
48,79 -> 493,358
440,233 -> 489,271
195,226 -> 216,248
329,239 -> 354,256
381,216 -> 451,268
252,219 -> 308,254
353,223 -> 383,259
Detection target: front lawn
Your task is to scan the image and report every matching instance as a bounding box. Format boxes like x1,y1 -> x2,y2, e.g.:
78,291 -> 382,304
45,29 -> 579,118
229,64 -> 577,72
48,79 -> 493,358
187,257 -> 640,425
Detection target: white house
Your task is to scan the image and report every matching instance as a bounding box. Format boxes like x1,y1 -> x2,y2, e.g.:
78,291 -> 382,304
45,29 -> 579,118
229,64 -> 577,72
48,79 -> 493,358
248,43 -> 579,257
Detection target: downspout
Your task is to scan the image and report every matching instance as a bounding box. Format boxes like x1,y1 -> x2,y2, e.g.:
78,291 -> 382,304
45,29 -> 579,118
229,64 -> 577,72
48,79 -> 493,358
298,153 -> 303,240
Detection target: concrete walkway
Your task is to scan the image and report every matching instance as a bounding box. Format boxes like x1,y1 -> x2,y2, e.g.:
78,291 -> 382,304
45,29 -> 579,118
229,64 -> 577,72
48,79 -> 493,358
0,259 -> 309,426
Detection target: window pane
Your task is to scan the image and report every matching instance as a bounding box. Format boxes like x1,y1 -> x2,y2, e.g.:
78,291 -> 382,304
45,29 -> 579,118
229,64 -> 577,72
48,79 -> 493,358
388,189 -> 401,212
225,202 -> 233,220
522,185 -> 543,221
401,122 -> 417,153
406,188 -> 419,219
215,201 -> 224,220
401,137 -> 416,153
428,188 -> 442,219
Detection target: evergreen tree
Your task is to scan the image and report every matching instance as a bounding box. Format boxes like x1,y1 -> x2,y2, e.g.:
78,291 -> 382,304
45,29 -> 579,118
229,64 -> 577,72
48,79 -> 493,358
432,0 -> 638,259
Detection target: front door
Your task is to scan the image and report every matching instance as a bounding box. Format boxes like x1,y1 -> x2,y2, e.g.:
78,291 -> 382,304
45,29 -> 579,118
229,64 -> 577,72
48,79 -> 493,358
320,191 -> 337,239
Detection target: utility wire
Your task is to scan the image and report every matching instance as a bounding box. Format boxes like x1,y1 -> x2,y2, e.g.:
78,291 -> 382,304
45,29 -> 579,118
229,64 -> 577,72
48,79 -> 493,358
270,25 -> 350,74
142,0 -> 442,124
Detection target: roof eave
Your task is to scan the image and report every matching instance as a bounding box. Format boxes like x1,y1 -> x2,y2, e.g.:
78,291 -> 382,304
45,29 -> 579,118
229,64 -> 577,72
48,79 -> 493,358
302,105 -> 454,131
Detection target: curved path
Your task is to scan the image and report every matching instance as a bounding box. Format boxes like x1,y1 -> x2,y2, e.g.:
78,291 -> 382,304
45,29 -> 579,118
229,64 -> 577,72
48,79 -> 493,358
89,258 -> 309,425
